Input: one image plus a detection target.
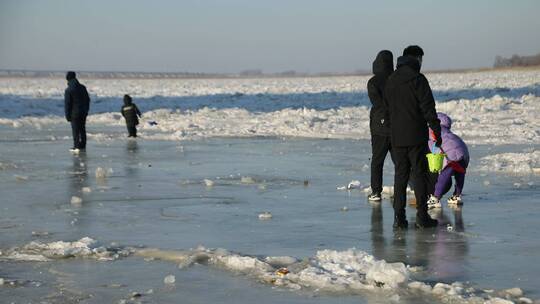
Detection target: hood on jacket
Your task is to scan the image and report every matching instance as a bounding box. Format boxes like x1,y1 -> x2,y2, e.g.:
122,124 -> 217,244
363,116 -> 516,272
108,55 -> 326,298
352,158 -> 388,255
388,55 -> 421,84
67,78 -> 80,87
372,50 -> 393,76
123,95 -> 132,106
396,55 -> 421,72
437,112 -> 452,129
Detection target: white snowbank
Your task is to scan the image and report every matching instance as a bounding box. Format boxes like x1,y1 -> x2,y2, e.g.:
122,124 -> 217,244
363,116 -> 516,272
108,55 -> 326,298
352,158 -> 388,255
478,150 -> 540,174
0,70 -> 538,145
135,246 -> 531,304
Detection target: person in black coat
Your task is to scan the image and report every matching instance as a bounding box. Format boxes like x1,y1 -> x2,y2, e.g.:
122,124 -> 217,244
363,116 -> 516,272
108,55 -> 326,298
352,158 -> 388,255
384,45 -> 442,229
367,50 -> 395,201
121,94 -> 142,138
64,71 -> 90,151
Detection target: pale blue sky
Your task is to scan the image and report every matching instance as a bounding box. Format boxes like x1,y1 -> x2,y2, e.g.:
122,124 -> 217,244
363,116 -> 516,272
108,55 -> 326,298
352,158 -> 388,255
1,0 -> 539,73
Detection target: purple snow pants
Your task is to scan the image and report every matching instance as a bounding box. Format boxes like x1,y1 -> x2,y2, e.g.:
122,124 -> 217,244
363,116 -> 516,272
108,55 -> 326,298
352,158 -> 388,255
434,160 -> 467,198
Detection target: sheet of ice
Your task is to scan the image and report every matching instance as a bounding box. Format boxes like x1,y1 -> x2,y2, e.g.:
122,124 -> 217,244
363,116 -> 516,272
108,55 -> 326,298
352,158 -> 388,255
1,114 -> 539,303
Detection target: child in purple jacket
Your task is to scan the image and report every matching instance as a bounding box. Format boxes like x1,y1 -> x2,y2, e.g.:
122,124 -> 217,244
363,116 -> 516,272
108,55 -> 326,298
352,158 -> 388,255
427,113 -> 470,209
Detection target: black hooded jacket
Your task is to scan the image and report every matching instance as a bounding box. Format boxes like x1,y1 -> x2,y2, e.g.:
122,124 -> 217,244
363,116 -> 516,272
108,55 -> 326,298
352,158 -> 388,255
64,79 -> 90,120
367,50 -> 394,136
383,56 -> 441,147
121,99 -> 142,126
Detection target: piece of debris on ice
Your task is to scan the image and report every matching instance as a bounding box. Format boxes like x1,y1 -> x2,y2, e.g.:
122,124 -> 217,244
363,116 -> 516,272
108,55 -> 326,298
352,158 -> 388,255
71,196 -> 83,206
241,176 -> 256,184
203,179 -> 214,187
82,187 -> 92,193
164,274 -> 176,284
258,212 -> 273,220
15,175 -> 29,181
337,180 -> 361,190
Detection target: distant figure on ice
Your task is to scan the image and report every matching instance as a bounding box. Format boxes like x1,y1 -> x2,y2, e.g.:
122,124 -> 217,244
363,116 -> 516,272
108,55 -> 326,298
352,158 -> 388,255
64,71 -> 90,153
384,45 -> 441,229
367,50 -> 395,201
427,113 -> 469,209
121,94 -> 142,138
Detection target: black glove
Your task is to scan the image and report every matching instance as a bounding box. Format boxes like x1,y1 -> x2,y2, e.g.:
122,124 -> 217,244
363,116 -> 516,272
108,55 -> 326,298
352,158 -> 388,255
435,136 -> 442,148
431,124 -> 442,148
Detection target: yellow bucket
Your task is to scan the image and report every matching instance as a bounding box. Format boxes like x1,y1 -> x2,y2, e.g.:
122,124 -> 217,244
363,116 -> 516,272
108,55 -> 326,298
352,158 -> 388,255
426,153 -> 445,173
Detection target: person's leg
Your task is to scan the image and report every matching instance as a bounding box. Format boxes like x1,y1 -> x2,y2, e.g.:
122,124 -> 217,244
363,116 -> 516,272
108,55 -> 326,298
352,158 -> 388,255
79,116 -> 86,149
453,172 -> 465,196
71,119 -> 80,149
409,144 -> 429,215
434,166 -> 454,198
426,172 -> 439,195
370,134 -> 390,194
393,146 -> 410,224
409,144 -> 437,227
133,126 -> 137,138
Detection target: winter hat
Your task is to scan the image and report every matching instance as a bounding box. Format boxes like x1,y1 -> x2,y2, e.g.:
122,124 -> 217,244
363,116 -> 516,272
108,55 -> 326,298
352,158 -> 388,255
123,94 -> 132,104
66,71 -> 76,80
403,45 -> 424,57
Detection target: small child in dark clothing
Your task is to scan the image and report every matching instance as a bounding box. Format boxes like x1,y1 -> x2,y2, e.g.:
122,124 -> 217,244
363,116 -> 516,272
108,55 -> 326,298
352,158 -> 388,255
121,95 -> 142,138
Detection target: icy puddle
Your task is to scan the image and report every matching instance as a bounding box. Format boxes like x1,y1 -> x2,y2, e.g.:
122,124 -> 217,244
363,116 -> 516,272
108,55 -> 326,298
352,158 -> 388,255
0,128 -> 539,303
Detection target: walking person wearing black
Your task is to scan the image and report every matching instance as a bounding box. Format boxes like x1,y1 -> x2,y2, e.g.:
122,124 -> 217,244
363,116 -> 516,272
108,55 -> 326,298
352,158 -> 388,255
121,95 -> 142,138
64,71 -> 90,153
367,50 -> 395,201
384,46 -> 441,229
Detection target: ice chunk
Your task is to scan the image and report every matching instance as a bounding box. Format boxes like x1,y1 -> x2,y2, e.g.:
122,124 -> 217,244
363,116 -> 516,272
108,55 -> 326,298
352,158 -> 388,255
164,275 -> 176,284
4,237 -> 133,261
71,196 -> 83,206
503,287 -> 523,297
203,179 -> 214,187
366,260 -> 409,289
14,175 -> 29,181
258,212 -> 272,220
347,180 -> 361,190
264,256 -> 298,268
241,176 -> 255,184
337,180 -> 361,190
82,187 -> 92,193
485,298 -> 514,304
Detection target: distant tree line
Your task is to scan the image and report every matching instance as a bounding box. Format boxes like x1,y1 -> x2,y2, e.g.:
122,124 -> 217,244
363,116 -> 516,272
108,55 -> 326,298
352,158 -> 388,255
494,52 -> 540,68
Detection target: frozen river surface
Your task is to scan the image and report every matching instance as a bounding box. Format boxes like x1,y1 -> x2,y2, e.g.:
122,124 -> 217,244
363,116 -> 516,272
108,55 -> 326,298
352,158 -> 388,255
1,124 -> 539,304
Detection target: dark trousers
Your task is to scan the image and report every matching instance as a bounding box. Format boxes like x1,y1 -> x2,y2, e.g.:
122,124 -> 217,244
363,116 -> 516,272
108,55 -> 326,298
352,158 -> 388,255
70,116 -> 87,149
127,125 -> 137,137
393,144 -> 430,220
370,134 -> 394,194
